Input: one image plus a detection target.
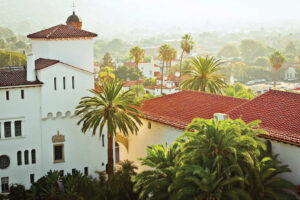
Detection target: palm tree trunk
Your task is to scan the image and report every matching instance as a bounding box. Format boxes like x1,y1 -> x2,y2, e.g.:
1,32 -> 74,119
107,133 -> 114,181
168,61 -> 172,76
179,50 -> 184,78
161,61 -> 164,95
274,69 -> 278,88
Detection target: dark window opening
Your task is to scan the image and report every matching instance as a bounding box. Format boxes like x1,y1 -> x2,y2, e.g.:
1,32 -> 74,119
6,91 -> 9,100
1,177 -> 9,193
72,76 -> 75,89
4,122 -> 11,138
60,170 -> 64,176
63,77 -> 66,90
0,155 -> 10,169
54,78 -> 57,90
30,174 -> 34,184
54,145 -> 64,162
14,121 -> 22,137
31,149 -> 36,164
72,168 -> 77,175
148,121 -> 151,129
115,142 -> 120,164
24,150 -> 29,165
21,90 -> 24,99
17,151 -> 22,165
102,135 -> 105,147
84,167 -> 88,176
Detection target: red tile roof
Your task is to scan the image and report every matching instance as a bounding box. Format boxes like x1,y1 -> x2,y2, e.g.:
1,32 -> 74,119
0,69 -> 42,87
227,90 -> 300,146
35,58 -> 60,70
27,24 -> 97,39
123,80 -> 144,87
145,85 -> 176,89
140,90 -> 248,129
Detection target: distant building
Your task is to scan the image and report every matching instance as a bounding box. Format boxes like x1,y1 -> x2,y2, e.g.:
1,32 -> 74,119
285,67 -> 297,81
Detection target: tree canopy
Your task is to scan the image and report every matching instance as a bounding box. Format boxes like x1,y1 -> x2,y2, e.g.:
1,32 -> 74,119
217,43 -> 240,58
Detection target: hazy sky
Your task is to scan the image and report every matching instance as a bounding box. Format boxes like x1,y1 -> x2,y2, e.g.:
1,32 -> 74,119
1,0 -> 300,37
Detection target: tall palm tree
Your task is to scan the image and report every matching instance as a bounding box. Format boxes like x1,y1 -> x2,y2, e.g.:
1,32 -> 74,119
158,44 -> 171,95
129,46 -> 145,73
76,79 -> 143,180
179,34 -> 194,78
167,47 -> 177,76
180,55 -> 227,94
269,51 -> 285,88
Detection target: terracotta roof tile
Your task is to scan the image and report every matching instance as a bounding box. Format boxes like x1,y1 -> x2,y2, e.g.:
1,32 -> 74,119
0,69 -> 42,87
27,24 -> 97,39
123,80 -> 144,87
140,90 -> 248,129
35,58 -> 60,70
227,90 -> 300,146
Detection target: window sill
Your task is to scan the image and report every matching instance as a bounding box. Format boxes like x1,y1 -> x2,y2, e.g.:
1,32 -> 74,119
0,136 -> 25,141
54,159 -> 65,164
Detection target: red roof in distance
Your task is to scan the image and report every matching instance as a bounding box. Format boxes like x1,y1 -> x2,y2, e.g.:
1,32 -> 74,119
227,90 -> 300,146
27,24 -> 97,39
140,90 -> 248,129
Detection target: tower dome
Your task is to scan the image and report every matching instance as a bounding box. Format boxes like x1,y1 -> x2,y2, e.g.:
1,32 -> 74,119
66,11 -> 82,29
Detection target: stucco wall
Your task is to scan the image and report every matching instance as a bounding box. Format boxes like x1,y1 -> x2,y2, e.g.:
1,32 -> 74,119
32,39 -> 94,72
0,86 -> 43,188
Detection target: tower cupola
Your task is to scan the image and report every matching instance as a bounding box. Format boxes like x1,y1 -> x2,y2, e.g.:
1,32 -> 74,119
66,11 -> 82,29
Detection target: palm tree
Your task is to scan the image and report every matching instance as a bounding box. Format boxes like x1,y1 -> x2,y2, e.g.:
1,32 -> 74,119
129,46 -> 145,73
158,44 -> 171,95
76,79 -> 143,180
167,47 -> 177,76
179,34 -> 194,78
269,51 -> 285,88
179,55 -> 227,94
99,66 -> 115,82
130,84 -> 144,97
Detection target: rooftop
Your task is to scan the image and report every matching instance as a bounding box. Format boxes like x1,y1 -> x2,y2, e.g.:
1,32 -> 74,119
227,90 -> 300,146
0,69 -> 42,88
27,24 -> 97,39
140,90 -> 248,129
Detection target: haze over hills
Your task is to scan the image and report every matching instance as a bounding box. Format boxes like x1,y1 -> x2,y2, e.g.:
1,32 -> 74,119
1,0 -> 300,40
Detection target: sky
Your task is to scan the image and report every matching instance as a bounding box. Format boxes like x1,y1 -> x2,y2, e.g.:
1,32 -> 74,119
1,0 -> 300,37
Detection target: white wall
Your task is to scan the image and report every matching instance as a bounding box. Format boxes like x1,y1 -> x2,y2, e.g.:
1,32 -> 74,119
271,140 -> 300,185
41,115 -> 107,177
0,87 -> 43,189
138,63 -> 154,78
32,39 -> 94,72
127,120 -> 183,171
37,63 -> 94,118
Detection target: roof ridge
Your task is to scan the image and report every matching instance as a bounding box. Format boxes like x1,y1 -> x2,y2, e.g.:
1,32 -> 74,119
269,89 -> 300,96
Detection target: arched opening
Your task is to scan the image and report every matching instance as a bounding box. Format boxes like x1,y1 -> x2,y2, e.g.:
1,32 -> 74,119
115,142 -> 120,164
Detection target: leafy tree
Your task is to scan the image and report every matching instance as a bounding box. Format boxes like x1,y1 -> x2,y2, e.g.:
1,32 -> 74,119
143,78 -> 156,86
285,41 -> 297,55
180,56 -> 227,94
130,85 -> 145,97
129,46 -> 145,71
158,44 -> 171,95
269,51 -> 285,88
224,83 -> 256,99
143,55 -> 152,63
239,40 -> 267,63
0,51 -> 26,67
100,52 -> 115,68
99,66 -> 115,82
254,56 -> 269,66
0,27 -> 14,39
166,47 -> 177,76
14,40 -> 27,49
179,34 -> 194,78
76,80 -> 143,180
217,43 -> 240,58
115,66 -> 143,81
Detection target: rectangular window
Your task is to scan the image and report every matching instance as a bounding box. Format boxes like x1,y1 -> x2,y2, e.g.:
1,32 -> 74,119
72,168 -> 76,175
14,121 -> 22,137
24,150 -> 29,165
4,122 -> 11,138
72,76 -> 75,89
63,77 -> 66,90
102,134 -> 105,147
17,151 -> 22,165
60,170 -> 64,176
1,177 -> 9,193
84,167 -> 88,176
54,145 -> 64,163
30,174 -> 34,184
54,78 -> 57,90
31,149 -> 36,164
21,90 -> 24,99
6,91 -> 9,100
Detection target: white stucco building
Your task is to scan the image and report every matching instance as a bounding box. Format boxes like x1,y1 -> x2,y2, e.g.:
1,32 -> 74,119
0,13 -> 108,192
285,67 -> 297,81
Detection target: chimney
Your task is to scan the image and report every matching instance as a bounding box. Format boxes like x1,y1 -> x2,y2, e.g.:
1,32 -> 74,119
26,54 -> 36,81
213,113 -> 229,121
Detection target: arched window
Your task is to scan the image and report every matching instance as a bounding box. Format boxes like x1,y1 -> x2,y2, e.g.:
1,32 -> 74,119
17,151 -> 22,165
72,76 -> 75,89
54,77 -> 57,90
31,149 -> 36,164
24,150 -> 29,165
63,77 -> 66,90
115,142 -> 120,164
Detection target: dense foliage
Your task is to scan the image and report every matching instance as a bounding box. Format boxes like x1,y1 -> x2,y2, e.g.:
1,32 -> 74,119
224,83 -> 256,99
134,118 -> 297,200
